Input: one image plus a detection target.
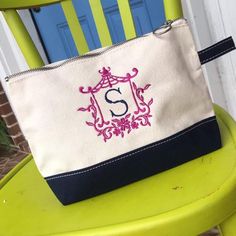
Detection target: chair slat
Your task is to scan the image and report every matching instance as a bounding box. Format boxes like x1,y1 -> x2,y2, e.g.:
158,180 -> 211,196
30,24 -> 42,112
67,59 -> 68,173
89,0 -> 112,47
3,9 -> 44,69
117,0 -> 136,40
0,1 -> 61,10
163,0 -> 183,20
61,0 -> 89,55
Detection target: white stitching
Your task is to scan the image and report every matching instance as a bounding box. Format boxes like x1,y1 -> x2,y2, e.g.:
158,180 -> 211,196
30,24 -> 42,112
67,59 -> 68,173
198,38 -> 232,55
46,118 -> 216,180
201,47 -> 235,64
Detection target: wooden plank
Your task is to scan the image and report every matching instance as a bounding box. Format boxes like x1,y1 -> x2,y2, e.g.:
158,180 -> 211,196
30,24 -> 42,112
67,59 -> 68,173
117,0 -> 136,40
3,9 -> 44,68
89,0 -> 112,47
0,0 -> 61,10
163,0 -> 183,20
61,0 -> 89,55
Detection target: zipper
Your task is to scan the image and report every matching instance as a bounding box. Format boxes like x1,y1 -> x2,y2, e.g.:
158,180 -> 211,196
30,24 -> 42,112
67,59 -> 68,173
5,18 -> 184,82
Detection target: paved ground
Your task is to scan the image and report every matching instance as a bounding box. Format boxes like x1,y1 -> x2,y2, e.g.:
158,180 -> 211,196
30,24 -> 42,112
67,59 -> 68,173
0,144 -> 220,235
0,144 -> 28,179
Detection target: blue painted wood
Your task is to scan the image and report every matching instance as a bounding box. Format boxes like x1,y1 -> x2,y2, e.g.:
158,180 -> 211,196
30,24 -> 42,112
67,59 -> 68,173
32,0 -> 165,63
32,0 -> 101,62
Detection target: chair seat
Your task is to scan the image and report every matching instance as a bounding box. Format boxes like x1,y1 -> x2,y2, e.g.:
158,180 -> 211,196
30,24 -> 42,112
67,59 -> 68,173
0,105 -> 236,236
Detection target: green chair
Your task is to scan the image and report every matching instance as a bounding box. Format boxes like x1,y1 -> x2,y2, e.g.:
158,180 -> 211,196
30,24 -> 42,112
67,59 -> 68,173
0,0 -> 236,235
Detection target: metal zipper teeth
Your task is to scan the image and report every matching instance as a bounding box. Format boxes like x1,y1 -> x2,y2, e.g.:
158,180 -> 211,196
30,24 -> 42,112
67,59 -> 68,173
5,35 -> 150,82
5,19 -> 181,82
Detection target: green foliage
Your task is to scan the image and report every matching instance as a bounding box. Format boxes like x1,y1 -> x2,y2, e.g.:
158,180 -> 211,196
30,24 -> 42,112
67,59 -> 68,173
0,118 -> 11,146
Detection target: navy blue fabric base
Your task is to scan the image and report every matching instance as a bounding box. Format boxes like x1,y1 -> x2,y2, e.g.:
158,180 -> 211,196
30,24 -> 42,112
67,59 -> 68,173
46,116 -> 221,205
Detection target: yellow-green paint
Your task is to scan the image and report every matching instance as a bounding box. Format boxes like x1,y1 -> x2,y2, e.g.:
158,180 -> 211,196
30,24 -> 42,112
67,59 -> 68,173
117,0 -> 136,40
219,212 -> 236,236
89,0 -> 112,47
3,10 -> 44,69
61,0 -> 89,55
0,155 -> 32,189
0,105 -> 236,235
163,0 -> 183,20
0,0 -> 61,10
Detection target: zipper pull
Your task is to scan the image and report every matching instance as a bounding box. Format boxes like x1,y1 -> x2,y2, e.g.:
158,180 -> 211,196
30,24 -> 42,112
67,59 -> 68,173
153,20 -> 173,36
5,76 -> 9,82
153,18 -> 186,36
162,20 -> 174,28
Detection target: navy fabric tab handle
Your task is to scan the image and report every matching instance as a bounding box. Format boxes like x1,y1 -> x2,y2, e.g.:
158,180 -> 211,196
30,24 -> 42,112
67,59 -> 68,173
198,36 -> 235,65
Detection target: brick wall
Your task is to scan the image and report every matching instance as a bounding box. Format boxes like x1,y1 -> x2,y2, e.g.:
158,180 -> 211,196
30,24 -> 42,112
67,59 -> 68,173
0,82 -> 30,153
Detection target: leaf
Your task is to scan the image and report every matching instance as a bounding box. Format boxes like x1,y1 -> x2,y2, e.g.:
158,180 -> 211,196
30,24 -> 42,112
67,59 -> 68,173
112,119 -> 120,123
132,82 -> 137,90
90,106 -> 96,113
125,113 -> 131,119
86,121 -> 94,126
144,84 -> 151,90
137,89 -> 143,94
148,98 -> 153,106
105,121 -> 110,125
77,107 -> 87,112
90,97 -> 94,105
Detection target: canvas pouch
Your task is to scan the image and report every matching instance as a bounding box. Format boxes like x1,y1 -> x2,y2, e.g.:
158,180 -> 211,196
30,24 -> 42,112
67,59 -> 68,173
6,19 -> 224,205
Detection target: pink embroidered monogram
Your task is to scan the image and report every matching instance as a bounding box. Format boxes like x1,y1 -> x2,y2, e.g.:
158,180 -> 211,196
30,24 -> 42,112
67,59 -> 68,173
78,67 -> 153,142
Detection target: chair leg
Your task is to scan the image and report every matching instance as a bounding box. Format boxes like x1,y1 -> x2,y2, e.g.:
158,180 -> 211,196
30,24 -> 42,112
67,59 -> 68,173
218,212 -> 236,236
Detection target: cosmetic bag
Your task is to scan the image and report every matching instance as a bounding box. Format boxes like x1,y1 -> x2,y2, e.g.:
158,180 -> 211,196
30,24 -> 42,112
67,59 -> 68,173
6,18 -> 225,205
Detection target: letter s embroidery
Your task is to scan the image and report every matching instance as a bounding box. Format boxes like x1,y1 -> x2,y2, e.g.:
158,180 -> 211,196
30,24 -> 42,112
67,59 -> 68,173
78,67 -> 153,142
105,87 -> 128,117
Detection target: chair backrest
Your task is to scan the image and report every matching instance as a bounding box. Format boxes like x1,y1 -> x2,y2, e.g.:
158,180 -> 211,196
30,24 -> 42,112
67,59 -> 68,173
0,0 -> 183,69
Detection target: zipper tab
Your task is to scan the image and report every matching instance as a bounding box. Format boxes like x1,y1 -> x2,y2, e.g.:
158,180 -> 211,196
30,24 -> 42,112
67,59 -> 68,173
153,18 -> 185,36
153,20 -> 173,36
163,20 -> 174,27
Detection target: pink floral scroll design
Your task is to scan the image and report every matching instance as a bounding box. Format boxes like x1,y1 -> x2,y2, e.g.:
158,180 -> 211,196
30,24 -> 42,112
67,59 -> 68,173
77,67 -> 153,142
